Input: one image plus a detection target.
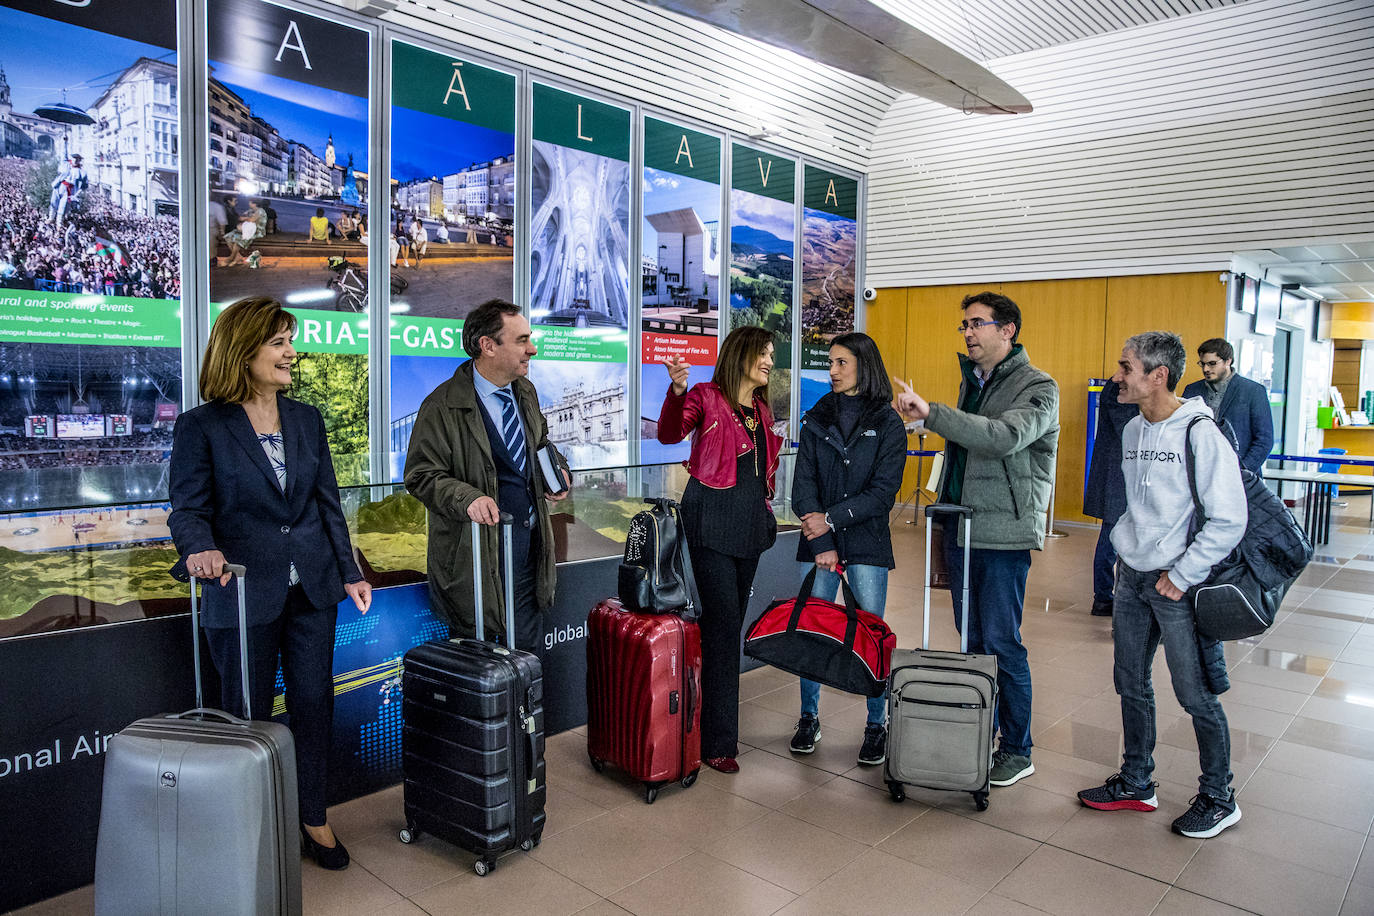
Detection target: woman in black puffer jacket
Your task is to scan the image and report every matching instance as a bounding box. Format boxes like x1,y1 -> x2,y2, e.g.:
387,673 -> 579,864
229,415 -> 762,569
787,332 -> 907,767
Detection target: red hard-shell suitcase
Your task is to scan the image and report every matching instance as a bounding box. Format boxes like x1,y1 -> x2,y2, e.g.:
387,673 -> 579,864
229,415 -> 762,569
399,517 -> 546,877
586,598 -> 702,803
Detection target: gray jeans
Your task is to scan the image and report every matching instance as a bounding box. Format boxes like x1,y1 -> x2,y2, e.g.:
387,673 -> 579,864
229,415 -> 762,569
1113,563 -> 1233,798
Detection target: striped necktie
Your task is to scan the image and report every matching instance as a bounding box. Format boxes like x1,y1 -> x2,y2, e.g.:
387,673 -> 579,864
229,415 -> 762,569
496,389 -> 528,475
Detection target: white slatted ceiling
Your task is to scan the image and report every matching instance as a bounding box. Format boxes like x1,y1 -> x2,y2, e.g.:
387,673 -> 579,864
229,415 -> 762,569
865,0 -> 1374,288
348,0 -> 898,167
872,0 -> 1250,61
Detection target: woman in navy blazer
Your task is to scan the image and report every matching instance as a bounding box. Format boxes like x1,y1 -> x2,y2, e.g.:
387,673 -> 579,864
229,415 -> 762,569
169,297 -> 371,871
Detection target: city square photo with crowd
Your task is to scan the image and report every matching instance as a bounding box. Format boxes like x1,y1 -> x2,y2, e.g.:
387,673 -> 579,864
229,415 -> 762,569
0,0 -> 182,508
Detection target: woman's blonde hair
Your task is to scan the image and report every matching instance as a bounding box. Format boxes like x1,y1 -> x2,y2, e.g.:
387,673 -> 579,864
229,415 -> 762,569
199,297 -> 297,403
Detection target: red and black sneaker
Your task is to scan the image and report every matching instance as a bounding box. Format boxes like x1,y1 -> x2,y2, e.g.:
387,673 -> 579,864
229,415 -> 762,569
1077,773 -> 1159,811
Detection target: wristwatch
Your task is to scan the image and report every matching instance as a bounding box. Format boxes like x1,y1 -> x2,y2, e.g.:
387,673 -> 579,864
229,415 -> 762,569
824,513 -> 834,530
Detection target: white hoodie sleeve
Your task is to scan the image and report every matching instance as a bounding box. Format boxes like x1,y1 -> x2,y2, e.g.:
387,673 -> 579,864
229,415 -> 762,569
1170,421 -> 1247,589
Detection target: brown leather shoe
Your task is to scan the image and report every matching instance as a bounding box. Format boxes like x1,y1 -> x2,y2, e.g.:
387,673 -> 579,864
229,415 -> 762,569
705,756 -> 739,773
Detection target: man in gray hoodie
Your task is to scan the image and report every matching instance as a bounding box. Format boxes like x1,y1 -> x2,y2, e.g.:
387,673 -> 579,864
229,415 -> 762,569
1077,331 -> 1247,838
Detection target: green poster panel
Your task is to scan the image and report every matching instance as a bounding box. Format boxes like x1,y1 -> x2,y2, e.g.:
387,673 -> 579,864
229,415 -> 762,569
731,143 -> 795,203
0,293 -> 181,347
804,166 -> 858,220
391,42 -> 515,133
644,118 -> 720,184
532,83 -> 630,162
800,166 -> 858,371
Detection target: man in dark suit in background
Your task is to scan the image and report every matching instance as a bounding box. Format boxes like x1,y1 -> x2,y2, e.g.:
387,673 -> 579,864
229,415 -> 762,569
1083,378 -> 1138,617
1181,338 -> 1274,473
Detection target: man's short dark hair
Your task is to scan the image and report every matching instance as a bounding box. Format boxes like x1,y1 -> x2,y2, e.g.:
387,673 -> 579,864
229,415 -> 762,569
961,291 -> 1022,343
1197,338 -> 1234,363
1126,331 -> 1187,391
462,299 -> 523,358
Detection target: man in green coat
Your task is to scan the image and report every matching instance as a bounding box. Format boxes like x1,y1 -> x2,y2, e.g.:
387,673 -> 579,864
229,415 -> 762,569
896,291 -> 1060,789
404,299 -> 570,652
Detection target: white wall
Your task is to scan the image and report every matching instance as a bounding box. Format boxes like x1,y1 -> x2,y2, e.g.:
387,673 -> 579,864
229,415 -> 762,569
865,0 -> 1374,288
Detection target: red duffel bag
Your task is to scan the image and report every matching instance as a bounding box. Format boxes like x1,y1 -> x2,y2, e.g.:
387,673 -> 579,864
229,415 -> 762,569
744,566 -> 896,697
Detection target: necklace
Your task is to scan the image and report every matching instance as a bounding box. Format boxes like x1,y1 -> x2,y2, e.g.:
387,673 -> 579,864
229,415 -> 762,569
737,405 -> 760,476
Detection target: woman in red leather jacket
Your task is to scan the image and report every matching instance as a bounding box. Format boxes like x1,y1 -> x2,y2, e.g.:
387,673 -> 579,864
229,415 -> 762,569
658,325 -> 783,773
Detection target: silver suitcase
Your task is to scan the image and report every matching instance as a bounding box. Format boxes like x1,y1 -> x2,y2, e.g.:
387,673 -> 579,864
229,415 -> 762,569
885,504 -> 998,810
94,564 -> 303,915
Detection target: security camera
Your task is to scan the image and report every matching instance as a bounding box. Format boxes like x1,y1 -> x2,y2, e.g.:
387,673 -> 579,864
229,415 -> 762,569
862,287 -> 877,301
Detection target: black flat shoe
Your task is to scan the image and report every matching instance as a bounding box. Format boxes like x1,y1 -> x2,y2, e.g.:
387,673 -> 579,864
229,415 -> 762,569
301,826 -> 350,870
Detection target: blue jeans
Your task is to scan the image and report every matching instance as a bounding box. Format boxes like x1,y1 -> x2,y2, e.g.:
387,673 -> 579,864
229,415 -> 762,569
1093,519 -> 1118,603
798,563 -> 889,726
1113,563 -> 1233,798
943,519 -> 1034,756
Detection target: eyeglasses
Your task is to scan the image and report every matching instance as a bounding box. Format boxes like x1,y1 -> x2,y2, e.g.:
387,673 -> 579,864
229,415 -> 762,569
1197,359 -> 1225,369
957,318 -> 1003,333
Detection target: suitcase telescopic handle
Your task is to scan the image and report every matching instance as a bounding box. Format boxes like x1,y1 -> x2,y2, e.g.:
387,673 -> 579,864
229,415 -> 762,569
189,563 -> 251,718
470,514 -> 517,649
922,504 -> 973,653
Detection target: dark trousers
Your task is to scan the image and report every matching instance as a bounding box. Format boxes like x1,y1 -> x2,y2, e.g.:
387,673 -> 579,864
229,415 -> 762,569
943,520 -> 1034,756
691,544 -> 760,759
1093,519 -> 1118,603
206,584 -> 337,827
499,518 -> 545,661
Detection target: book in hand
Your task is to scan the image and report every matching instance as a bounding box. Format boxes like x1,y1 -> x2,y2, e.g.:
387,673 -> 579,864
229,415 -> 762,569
537,444 -> 570,495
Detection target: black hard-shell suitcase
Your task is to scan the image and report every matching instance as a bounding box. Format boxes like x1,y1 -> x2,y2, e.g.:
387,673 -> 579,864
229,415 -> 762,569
95,564 -> 303,915
885,504 -> 998,811
399,516 -> 546,876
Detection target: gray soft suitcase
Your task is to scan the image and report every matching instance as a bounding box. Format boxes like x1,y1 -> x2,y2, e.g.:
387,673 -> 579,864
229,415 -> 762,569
94,564 -> 303,915
885,504 -> 998,811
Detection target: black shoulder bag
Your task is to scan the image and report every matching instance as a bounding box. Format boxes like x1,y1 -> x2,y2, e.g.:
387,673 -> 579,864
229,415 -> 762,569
616,497 -> 702,621
1183,417 -> 1312,640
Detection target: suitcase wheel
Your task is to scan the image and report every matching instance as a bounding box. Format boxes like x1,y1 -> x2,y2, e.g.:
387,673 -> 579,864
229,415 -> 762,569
520,838 -> 535,852
398,826 -> 418,844
644,784 -> 660,805
887,782 -> 906,804
681,769 -> 699,789
588,752 -> 605,773
972,790 -> 989,811
475,858 -> 494,877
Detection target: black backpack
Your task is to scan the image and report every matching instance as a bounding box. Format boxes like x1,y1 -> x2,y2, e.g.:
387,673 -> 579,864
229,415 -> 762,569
1184,417 -> 1313,640
616,498 -> 700,620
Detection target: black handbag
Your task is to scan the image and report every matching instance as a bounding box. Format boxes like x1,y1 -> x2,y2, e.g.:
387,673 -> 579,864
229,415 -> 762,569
1183,418 -> 1313,641
616,498 -> 701,621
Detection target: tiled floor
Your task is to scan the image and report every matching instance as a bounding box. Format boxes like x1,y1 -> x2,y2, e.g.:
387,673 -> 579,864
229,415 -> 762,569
20,502 -> 1374,916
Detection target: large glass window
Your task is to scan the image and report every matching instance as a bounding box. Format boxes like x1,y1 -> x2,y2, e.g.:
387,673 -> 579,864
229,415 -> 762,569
640,117 -> 721,463
0,0 -> 182,510
798,165 -> 858,415
528,83 -> 631,469
729,143 -> 796,430
206,0 -> 372,484
386,40 -> 516,480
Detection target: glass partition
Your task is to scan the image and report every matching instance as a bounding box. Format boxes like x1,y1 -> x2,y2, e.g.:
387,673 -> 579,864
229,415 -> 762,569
0,455 -> 798,639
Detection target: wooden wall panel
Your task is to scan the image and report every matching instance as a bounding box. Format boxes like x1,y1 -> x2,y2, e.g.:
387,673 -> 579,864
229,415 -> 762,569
1101,273 -> 1228,391
863,289 -> 923,499
1001,278 -> 1108,526
879,272 -> 1227,526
